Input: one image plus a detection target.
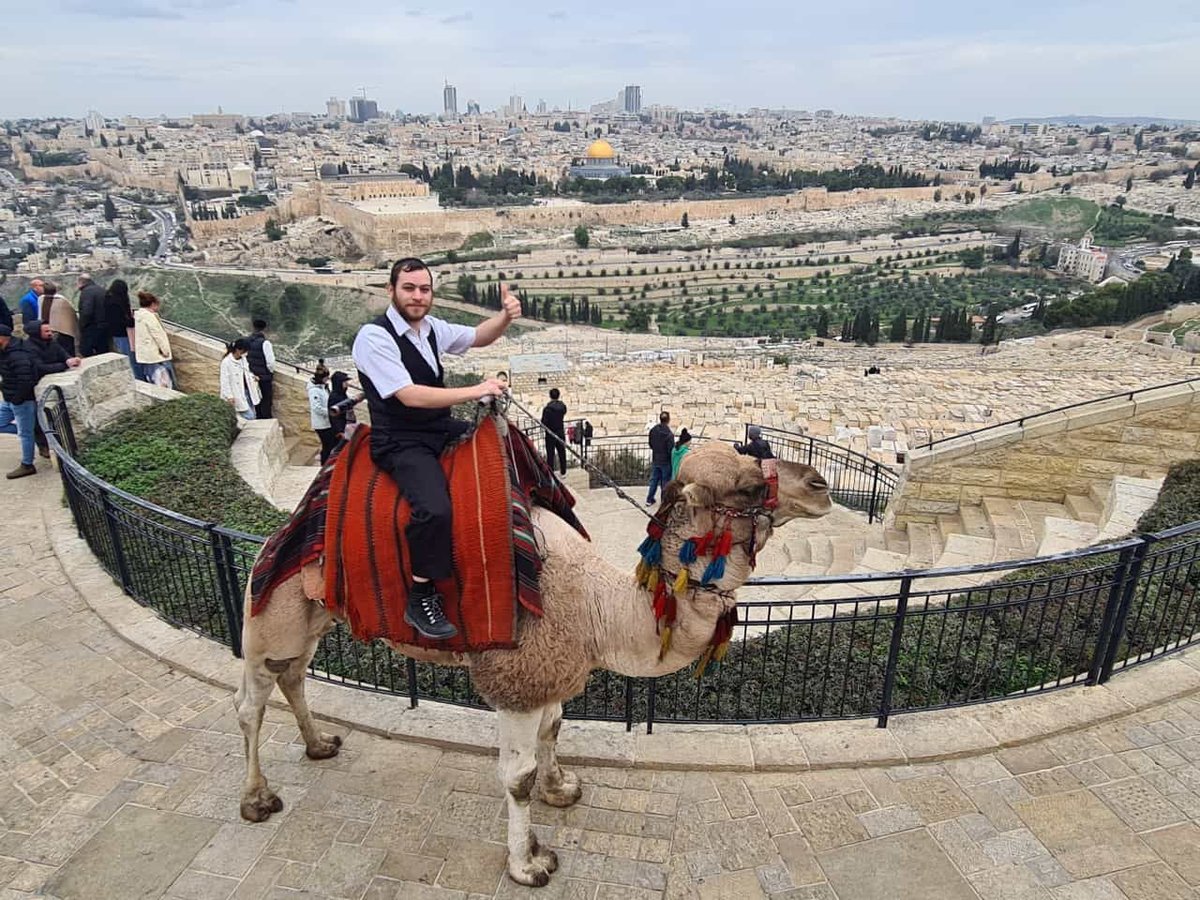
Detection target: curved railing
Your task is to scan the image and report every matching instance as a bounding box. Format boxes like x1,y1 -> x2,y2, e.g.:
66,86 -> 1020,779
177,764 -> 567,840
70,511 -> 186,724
39,386 -> 1200,731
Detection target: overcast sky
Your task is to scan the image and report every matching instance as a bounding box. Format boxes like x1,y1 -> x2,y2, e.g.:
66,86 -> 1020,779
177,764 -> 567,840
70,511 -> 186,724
3,0 -> 1198,122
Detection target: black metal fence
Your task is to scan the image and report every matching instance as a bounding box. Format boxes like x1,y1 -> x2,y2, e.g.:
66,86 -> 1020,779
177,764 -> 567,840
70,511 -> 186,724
39,386 -> 1200,730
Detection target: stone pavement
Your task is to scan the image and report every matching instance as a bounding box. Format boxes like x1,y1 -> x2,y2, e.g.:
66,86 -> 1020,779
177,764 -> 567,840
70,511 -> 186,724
4,453 -> 1200,899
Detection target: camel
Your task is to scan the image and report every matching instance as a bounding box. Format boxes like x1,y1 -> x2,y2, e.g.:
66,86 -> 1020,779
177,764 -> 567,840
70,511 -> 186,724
234,440 -> 832,887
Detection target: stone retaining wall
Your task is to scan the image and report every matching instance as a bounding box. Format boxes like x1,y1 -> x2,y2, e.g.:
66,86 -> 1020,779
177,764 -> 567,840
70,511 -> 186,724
40,353 -> 177,436
889,381 -> 1200,529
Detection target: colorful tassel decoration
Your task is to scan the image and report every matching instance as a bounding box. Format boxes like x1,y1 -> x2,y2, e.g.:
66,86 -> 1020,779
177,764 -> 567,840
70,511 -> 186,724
659,625 -> 672,660
695,530 -> 715,557
701,555 -> 726,585
694,646 -> 715,680
673,567 -> 689,596
635,559 -> 650,586
652,580 -> 668,621
646,566 -> 660,594
715,528 -> 734,558
678,538 -> 698,564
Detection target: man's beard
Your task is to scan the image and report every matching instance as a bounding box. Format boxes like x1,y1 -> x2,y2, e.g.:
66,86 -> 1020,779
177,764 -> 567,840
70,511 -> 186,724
394,299 -> 429,323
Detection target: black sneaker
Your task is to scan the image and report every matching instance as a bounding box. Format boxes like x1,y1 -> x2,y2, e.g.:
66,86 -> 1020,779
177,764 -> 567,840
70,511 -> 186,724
405,587 -> 459,641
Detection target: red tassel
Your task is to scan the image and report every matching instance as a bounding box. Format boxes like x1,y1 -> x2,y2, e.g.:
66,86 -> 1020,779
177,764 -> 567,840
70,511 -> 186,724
695,530 -> 715,556
652,580 -> 668,620
664,592 -> 677,627
646,519 -> 665,541
715,528 -> 734,558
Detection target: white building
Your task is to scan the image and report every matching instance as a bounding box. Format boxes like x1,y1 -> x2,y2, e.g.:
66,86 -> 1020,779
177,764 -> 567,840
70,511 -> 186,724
1057,232 -> 1109,283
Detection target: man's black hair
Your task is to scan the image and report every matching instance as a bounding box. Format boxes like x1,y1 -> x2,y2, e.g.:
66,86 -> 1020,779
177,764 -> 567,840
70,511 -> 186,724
549,388 -> 560,400
252,318 -> 267,330
389,257 -> 431,287
659,411 -> 670,424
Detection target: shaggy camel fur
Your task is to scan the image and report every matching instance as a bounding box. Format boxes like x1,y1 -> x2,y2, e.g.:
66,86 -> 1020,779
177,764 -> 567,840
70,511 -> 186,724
235,442 -> 831,886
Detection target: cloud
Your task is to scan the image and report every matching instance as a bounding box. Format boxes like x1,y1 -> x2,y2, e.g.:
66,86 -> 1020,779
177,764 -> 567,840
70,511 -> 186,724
440,11 -> 473,23
59,0 -> 183,19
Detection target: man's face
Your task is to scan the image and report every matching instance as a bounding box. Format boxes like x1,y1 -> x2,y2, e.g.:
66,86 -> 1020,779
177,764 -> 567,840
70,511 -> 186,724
389,268 -> 434,324
31,280 -> 43,296
39,324 -> 53,341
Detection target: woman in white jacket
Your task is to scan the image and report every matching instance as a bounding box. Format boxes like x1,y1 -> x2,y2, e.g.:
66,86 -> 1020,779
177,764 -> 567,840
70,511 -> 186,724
219,339 -> 262,420
307,361 -> 336,464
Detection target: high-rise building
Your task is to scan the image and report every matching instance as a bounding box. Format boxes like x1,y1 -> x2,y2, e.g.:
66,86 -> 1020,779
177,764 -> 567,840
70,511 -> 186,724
348,97 -> 379,123
506,95 -> 524,118
84,109 -> 105,135
535,98 -> 548,115
622,85 -> 642,115
466,100 -> 481,116
326,97 -> 346,119
443,83 -> 458,116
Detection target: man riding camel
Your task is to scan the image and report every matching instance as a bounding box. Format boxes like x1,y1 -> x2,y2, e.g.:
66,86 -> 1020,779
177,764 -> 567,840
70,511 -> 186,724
351,257 -> 520,640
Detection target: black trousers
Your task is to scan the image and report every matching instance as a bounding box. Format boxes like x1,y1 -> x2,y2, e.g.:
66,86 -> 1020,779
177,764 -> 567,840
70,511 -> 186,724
373,440 -> 454,581
255,378 -> 274,419
80,325 -> 107,357
545,431 -> 567,475
316,427 -> 337,465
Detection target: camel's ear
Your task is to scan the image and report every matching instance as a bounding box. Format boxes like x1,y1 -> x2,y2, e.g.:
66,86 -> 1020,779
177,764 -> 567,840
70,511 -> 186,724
680,482 -> 714,509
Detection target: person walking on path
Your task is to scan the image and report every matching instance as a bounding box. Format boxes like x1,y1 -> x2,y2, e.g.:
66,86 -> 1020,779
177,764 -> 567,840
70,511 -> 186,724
671,427 -> 693,479
540,387 -> 568,476
134,291 -> 176,388
244,318 -> 275,419
77,273 -> 108,357
24,320 -> 81,458
219,339 -> 261,421
646,411 -> 674,506
43,282 -> 80,357
350,257 -> 518,641
308,362 -> 336,464
0,324 -> 44,478
103,279 -> 138,377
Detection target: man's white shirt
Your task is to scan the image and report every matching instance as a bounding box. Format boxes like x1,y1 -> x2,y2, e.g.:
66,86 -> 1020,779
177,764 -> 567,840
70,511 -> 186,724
351,306 -> 477,397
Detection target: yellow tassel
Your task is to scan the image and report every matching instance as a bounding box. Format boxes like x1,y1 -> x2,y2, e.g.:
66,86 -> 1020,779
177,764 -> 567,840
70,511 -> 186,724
695,647 -> 714,679
714,641 -> 730,663
646,567 -> 659,593
658,625 -> 672,660
635,560 -> 649,585
673,568 -> 689,596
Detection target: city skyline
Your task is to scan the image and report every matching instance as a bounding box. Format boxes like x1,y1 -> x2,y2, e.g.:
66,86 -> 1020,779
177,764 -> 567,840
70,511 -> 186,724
2,0 -> 1198,121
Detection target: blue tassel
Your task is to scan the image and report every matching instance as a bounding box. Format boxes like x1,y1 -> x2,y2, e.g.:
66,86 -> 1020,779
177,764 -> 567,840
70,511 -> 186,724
679,539 -> 698,564
701,555 -> 726,585
646,541 -> 662,565
637,535 -> 654,556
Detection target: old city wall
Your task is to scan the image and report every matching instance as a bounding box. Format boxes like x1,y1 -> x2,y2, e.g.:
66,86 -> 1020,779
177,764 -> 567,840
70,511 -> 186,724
166,327 -> 320,457
888,381 -> 1200,530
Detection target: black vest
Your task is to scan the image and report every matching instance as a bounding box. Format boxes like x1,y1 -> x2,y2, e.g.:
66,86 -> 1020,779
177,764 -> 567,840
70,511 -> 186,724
245,332 -> 272,381
359,315 -> 454,443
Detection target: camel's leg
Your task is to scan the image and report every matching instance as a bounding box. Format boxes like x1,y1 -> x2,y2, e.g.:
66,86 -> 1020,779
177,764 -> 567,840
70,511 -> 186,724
537,702 -> 581,808
277,652 -> 342,760
498,708 -> 559,886
235,659 -> 285,822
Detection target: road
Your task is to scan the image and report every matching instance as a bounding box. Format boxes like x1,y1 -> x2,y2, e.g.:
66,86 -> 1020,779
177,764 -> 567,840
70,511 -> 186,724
111,195 -> 175,261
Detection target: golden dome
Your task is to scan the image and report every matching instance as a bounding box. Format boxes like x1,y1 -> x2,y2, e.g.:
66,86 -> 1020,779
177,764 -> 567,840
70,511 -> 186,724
585,139 -> 616,160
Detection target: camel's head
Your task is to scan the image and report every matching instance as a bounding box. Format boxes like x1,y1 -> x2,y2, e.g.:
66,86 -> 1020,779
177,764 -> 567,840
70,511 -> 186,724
657,443 -> 832,591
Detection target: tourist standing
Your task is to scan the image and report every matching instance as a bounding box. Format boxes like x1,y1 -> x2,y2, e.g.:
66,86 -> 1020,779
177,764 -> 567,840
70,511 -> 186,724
25,320 -> 82,458
44,281 -> 80,357
103,279 -> 138,376
540,387 -> 568,476
327,370 -> 357,443
219,339 -> 260,420
671,428 -> 693,479
308,362 -> 336,464
134,291 -> 175,388
244,318 -> 275,419
0,324 -> 42,478
18,279 -> 43,330
646,411 -> 674,505
77,273 -> 108,357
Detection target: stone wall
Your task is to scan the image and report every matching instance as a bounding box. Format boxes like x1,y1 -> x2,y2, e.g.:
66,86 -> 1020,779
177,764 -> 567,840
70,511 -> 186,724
166,327 -> 320,459
889,381 -> 1200,530
40,353 -> 177,437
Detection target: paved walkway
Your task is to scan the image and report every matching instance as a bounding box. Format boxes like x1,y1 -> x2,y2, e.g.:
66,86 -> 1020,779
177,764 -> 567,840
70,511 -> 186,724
3,450 -> 1200,899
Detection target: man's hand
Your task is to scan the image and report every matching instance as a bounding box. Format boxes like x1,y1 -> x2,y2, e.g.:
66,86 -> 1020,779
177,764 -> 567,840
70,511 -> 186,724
500,284 -> 522,322
474,377 -> 509,400
66,357 -> 81,368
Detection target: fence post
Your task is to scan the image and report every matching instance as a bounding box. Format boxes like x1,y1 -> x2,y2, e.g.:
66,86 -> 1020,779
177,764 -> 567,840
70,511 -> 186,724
100,492 -> 134,594
867,463 -> 882,524
209,529 -> 244,658
877,575 -> 913,728
1087,544 -> 1136,685
806,436 -> 814,467
1098,539 -> 1151,683
406,657 -> 419,709
645,678 -> 656,734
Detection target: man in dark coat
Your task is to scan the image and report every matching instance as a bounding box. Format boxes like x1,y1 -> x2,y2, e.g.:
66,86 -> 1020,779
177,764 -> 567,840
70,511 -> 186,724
0,294 -> 13,332
244,318 -> 275,418
540,388 -> 568,476
24,320 -> 81,457
0,324 -> 43,477
734,424 -> 775,460
646,411 -> 674,505
76,273 -> 108,356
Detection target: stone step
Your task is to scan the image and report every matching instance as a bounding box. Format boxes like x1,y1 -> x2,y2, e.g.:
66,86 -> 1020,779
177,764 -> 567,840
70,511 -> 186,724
937,513 -> 964,541
1097,476 -> 1164,541
857,547 -> 909,574
904,522 -> 944,569
959,504 -> 994,539
1037,517 -> 1101,557
937,533 -> 997,566
1065,493 -> 1102,524
807,535 -> 834,568
1016,501 -> 1070,543
883,527 -> 910,558
828,535 -> 865,573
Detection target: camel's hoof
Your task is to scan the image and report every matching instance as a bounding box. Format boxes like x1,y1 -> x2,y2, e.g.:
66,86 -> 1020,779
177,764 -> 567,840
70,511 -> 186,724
507,861 -> 552,887
532,842 -> 559,874
240,788 -> 283,822
305,734 -> 343,760
542,780 -> 583,808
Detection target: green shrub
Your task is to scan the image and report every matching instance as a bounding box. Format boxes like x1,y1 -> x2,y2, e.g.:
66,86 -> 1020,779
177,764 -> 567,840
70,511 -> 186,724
80,394 -> 289,536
